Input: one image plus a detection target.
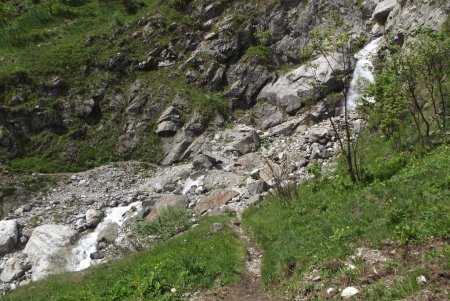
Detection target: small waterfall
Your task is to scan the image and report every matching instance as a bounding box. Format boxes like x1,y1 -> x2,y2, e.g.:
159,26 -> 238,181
68,201 -> 143,271
182,174 -> 205,195
346,37 -> 383,110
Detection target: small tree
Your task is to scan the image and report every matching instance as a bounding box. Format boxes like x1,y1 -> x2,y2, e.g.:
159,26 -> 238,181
306,26 -> 366,183
368,30 -> 449,149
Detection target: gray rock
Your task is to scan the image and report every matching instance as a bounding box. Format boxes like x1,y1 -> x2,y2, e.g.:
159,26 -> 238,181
372,0 -> 397,25
23,224 -> 77,281
145,195 -> 189,221
258,54 -> 345,114
74,97 -> 95,118
195,189 -> 239,215
85,209 -> 103,228
232,130 -> 261,155
0,220 -> 19,254
252,102 -> 286,130
157,106 -> 180,123
268,118 -> 302,137
203,170 -> 245,192
97,222 -> 119,243
0,254 -> 30,282
156,121 -> 178,137
246,180 -> 269,195
192,154 -> 214,171
246,194 -> 262,205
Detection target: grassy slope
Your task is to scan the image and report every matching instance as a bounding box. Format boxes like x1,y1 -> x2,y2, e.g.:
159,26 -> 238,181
0,0 -> 231,172
242,139 -> 449,298
5,215 -> 246,301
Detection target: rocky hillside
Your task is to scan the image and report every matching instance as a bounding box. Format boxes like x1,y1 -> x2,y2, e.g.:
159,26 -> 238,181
0,0 -> 449,300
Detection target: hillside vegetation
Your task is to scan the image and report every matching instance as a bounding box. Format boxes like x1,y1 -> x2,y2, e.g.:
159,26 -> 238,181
1,1 -> 449,300
4,215 -> 245,301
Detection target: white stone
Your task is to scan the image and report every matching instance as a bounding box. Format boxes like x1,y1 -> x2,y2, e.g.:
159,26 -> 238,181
85,209 -> 103,228
416,275 -> 427,284
23,224 -> 77,281
341,286 -> 360,299
0,220 -> 19,254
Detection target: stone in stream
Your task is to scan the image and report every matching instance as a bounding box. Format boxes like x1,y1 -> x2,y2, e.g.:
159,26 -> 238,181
23,225 -> 78,281
85,209 -> 103,228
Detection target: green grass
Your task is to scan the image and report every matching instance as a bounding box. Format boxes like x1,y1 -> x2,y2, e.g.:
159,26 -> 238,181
5,215 -> 246,301
135,206 -> 192,242
242,143 -> 450,289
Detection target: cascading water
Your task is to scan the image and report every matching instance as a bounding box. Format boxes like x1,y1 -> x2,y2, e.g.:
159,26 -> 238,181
346,37 -> 383,110
68,201 -> 143,271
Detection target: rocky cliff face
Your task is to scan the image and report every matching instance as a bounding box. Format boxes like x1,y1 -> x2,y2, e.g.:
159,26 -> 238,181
0,0 -> 448,294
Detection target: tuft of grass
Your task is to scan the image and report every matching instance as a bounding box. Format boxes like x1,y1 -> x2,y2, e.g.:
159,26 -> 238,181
135,206 -> 192,242
5,216 -> 246,301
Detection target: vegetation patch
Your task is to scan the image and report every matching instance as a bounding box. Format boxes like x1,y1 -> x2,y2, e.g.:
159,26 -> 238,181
242,143 -> 449,295
5,216 -> 246,301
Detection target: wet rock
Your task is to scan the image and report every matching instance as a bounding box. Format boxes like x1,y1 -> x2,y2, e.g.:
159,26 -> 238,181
372,0 -> 397,25
90,250 -> 106,260
0,220 -> 19,254
24,225 -> 77,281
85,209 -> 103,228
97,222 -> 119,243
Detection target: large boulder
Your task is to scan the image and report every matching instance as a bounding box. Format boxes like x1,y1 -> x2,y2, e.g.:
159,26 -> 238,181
372,0 -> 397,25
23,225 -> 77,281
258,54 -> 345,114
0,220 -> 19,254
96,222 -> 119,243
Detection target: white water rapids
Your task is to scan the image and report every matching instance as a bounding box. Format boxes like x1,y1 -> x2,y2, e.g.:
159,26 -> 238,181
346,37 -> 383,110
67,201 -> 143,271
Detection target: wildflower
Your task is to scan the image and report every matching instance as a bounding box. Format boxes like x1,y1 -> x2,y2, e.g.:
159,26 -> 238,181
171,288 -> 177,293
